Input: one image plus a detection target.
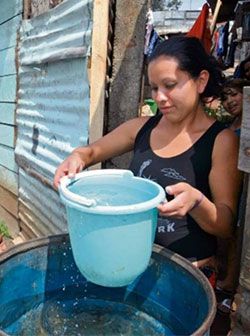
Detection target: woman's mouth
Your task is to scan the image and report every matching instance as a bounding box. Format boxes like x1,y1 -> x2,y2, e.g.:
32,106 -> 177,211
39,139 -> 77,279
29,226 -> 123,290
228,104 -> 239,114
159,106 -> 173,113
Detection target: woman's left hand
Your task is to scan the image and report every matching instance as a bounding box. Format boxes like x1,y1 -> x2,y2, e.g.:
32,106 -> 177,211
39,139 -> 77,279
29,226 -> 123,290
158,182 -> 203,218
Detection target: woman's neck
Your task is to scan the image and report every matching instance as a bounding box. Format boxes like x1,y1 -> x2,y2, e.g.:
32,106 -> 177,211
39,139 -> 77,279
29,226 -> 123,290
231,115 -> 242,130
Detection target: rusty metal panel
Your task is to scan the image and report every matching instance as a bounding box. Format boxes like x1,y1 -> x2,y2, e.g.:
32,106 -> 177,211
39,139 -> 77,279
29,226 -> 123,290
15,0 -> 93,236
18,168 -> 67,236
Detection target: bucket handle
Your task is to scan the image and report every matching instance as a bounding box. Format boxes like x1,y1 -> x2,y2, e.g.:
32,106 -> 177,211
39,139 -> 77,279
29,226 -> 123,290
59,170 -> 135,207
59,177 -> 96,207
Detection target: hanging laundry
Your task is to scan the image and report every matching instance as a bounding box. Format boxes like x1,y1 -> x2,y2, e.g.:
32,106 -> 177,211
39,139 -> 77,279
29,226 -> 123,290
144,9 -> 161,57
225,24 -> 238,68
187,3 -> 212,54
145,29 -> 160,57
216,22 -> 229,57
144,9 -> 154,55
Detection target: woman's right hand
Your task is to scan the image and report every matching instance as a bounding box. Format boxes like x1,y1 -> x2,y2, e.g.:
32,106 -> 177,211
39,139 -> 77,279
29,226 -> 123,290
53,152 -> 85,189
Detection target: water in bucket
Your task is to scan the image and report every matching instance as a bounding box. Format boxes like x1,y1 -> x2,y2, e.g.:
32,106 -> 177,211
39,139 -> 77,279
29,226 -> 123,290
59,170 -> 165,287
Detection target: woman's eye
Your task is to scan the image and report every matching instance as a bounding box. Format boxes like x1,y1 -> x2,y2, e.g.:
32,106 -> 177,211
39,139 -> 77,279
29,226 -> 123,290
164,83 -> 176,89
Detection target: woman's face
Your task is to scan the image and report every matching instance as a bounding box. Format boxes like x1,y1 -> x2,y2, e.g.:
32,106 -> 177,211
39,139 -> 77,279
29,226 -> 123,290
221,88 -> 243,117
148,56 -> 207,123
244,61 -> 250,80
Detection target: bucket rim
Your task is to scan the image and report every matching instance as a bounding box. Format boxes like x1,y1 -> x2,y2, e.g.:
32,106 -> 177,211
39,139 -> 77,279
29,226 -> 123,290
59,169 -> 166,214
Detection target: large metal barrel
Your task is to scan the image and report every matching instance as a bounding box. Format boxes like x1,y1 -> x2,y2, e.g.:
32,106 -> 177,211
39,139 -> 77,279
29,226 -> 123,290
0,234 -> 216,335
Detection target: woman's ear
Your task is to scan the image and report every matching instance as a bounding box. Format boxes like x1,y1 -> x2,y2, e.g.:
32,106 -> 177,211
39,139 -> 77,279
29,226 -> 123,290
197,70 -> 209,94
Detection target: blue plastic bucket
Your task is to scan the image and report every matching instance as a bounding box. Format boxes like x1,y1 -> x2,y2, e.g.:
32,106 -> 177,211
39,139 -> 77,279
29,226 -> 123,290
59,169 -> 165,287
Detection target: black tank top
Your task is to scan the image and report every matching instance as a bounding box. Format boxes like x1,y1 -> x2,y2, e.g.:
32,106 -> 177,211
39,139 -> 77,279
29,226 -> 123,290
129,113 -> 226,262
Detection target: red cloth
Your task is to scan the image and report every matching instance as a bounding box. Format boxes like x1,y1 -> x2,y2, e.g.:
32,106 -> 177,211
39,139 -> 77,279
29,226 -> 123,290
187,3 -> 212,54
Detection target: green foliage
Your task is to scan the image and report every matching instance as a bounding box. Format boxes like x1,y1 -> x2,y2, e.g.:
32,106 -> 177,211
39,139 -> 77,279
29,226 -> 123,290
205,104 -> 232,124
166,0 -> 183,10
152,0 -> 183,11
0,220 -> 12,239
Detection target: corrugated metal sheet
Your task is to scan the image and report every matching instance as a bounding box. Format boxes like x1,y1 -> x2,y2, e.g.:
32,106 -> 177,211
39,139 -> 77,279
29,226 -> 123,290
18,168 -> 67,238
15,0 -> 93,236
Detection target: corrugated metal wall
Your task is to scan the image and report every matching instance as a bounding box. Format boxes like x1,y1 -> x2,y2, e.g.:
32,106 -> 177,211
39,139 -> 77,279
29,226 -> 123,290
0,0 -> 23,236
15,0 -> 93,238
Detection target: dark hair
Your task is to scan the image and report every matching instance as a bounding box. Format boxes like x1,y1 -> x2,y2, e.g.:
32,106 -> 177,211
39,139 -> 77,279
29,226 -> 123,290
221,78 -> 250,100
148,36 -> 224,100
236,55 -> 250,79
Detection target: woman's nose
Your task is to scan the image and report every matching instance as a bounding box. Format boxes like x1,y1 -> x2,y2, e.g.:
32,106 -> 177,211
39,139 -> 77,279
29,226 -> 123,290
224,95 -> 233,104
155,90 -> 168,102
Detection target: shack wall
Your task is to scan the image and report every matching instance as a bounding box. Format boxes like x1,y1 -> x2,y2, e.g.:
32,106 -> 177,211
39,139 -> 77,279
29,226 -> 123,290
15,0 -> 93,237
0,0 -> 23,236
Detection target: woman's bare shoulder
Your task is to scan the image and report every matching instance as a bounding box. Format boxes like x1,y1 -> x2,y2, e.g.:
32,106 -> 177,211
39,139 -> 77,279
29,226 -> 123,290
213,127 -> 239,157
121,116 -> 152,136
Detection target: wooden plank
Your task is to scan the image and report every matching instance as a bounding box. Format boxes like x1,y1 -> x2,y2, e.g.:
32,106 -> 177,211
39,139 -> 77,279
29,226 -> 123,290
0,124 -> 15,148
0,166 -> 18,195
23,0 -> 31,20
0,0 -> 22,24
0,185 -> 18,217
0,146 -> 18,172
210,0 -> 222,34
0,103 -> 15,125
239,87 -> 250,173
0,204 -> 20,238
0,14 -> 21,51
0,75 -> 17,103
89,0 -> 109,169
0,47 -> 16,76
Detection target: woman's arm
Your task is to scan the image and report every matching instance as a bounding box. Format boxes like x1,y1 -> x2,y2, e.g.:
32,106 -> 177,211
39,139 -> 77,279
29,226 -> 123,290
158,128 -> 243,238
53,117 -> 149,188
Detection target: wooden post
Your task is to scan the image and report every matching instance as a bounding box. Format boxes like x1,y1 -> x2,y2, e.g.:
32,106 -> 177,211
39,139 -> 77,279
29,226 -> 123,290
88,0 -> 109,169
23,0 -> 31,19
210,0 -> 222,34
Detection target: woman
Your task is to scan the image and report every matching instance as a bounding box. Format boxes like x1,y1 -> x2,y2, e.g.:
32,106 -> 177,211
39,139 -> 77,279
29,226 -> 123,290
216,78 -> 249,313
54,36 -> 242,285
221,78 -> 250,136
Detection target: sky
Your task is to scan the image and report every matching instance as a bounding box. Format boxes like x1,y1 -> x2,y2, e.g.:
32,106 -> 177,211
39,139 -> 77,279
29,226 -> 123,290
179,0 -> 206,10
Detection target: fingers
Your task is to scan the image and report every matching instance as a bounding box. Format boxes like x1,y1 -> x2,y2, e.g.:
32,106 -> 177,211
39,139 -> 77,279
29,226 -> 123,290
158,182 -> 197,218
158,194 -> 185,217
53,167 -> 67,189
53,154 -> 85,189
68,159 -> 82,178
